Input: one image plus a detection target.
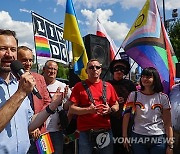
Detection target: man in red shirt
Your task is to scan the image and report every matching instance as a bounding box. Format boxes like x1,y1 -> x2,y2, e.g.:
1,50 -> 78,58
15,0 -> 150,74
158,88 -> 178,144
69,59 -> 119,154
17,46 -> 51,153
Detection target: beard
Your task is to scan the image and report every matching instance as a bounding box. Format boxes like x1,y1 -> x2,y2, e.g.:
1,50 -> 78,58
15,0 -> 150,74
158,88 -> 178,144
0,65 -> 11,73
0,57 -> 15,73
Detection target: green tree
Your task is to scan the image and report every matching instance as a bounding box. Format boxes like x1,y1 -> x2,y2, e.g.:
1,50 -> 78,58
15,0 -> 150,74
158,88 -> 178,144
168,19 -> 180,61
57,63 -> 69,79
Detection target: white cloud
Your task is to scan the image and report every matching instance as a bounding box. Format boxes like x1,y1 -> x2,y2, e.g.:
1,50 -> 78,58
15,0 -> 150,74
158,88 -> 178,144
56,0 -> 66,6
0,11 -> 34,51
165,0 -> 180,10
57,0 -> 180,10
119,0 -> 180,10
81,9 -> 129,43
120,0 -> 145,9
57,0 -> 119,9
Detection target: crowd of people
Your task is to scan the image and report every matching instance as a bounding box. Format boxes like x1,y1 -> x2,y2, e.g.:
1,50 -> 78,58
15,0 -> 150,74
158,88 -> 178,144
0,28 -> 179,154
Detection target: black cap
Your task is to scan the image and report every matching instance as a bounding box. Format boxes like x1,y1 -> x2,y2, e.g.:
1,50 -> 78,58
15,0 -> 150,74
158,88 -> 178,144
110,59 -> 130,75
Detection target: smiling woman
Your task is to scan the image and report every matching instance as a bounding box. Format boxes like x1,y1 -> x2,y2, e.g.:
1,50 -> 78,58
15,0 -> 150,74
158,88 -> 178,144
123,67 -> 173,154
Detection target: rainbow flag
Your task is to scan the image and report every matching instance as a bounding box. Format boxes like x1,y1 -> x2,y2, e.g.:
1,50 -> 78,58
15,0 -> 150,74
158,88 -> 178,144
122,0 -> 178,94
63,0 -> 88,80
35,35 -> 51,57
35,132 -> 54,154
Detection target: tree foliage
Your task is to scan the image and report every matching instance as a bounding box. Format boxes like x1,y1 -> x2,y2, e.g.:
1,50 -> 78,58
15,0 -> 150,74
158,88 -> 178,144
168,19 -> 180,62
57,63 -> 69,79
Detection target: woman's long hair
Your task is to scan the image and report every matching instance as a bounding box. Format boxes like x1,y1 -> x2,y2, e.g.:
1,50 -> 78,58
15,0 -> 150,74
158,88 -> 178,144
140,67 -> 163,93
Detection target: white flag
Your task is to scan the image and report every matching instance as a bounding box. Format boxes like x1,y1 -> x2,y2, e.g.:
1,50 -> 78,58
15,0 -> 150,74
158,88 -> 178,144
96,18 -> 121,60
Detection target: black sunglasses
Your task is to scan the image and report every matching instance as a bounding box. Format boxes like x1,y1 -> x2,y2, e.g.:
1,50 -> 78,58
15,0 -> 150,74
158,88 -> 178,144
88,65 -> 101,70
113,65 -> 126,74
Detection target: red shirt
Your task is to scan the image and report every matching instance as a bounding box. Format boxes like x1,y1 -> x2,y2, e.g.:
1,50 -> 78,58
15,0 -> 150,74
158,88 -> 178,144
31,72 -> 51,133
70,79 -> 118,131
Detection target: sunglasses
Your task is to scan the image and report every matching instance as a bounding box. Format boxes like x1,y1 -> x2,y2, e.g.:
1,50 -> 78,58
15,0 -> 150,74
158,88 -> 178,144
88,65 -> 101,70
113,65 -> 126,74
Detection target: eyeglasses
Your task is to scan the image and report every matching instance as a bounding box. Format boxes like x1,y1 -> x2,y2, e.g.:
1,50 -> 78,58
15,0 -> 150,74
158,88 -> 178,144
88,65 -> 101,70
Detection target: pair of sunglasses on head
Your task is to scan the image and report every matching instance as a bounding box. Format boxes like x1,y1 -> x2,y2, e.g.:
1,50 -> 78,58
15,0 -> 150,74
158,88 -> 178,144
112,65 -> 127,74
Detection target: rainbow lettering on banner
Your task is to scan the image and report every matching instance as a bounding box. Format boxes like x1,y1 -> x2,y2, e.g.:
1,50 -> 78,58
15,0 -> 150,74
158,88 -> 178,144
36,132 -> 54,154
35,36 -> 51,57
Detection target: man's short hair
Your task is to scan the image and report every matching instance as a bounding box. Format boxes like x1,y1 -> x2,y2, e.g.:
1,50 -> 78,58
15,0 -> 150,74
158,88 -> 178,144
17,46 -> 32,52
0,29 -> 18,45
44,60 -> 58,67
86,59 -> 102,67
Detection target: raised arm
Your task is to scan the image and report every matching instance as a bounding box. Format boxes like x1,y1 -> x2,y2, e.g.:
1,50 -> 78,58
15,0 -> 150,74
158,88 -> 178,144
0,72 -> 35,132
28,87 -> 63,132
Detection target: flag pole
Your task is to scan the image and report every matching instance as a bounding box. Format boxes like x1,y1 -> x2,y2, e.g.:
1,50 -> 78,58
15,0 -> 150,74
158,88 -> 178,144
102,44 -> 122,79
162,0 -> 166,29
31,11 -> 39,73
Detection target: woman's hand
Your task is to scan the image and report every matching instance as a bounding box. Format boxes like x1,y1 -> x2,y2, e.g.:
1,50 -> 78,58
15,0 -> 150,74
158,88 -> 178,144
166,146 -> 173,154
123,136 -> 131,152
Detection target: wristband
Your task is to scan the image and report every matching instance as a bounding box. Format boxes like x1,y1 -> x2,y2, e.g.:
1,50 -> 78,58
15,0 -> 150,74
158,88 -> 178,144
46,105 -> 55,114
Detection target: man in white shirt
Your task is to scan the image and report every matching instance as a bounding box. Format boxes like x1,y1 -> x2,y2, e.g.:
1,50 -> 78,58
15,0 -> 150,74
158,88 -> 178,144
42,60 -> 71,154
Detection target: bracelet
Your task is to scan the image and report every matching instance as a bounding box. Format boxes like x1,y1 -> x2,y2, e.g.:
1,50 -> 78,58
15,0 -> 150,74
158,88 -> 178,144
46,105 -> 55,114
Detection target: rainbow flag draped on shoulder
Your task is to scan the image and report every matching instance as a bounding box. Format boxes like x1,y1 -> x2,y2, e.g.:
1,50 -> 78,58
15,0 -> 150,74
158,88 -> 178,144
63,0 -> 88,80
122,0 -> 178,94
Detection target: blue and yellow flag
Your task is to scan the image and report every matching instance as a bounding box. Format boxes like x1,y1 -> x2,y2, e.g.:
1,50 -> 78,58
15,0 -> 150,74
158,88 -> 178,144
63,0 -> 88,80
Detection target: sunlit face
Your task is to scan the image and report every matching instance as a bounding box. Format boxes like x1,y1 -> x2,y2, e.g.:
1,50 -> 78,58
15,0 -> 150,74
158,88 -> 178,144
43,61 -> 58,80
18,49 -> 33,72
86,60 -> 102,79
0,35 -> 17,73
141,75 -> 154,88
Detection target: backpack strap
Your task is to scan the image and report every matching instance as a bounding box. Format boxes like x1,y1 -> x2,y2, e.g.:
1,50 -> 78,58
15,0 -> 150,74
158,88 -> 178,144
81,80 -> 95,105
101,81 -> 107,104
81,80 -> 107,105
134,91 -> 137,103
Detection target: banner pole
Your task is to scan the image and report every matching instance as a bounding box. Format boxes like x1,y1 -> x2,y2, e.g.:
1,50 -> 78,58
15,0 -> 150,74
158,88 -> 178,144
31,11 -> 39,73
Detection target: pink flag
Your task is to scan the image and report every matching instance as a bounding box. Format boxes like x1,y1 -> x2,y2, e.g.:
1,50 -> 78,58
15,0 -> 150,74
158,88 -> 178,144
96,18 -> 121,60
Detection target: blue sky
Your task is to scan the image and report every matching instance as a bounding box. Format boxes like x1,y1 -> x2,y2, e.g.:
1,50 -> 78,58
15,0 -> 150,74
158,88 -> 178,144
0,0 -> 179,66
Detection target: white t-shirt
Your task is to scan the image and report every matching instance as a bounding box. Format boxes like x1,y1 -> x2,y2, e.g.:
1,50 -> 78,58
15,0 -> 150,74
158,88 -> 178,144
46,80 -> 71,132
127,91 -> 171,136
169,83 -> 180,131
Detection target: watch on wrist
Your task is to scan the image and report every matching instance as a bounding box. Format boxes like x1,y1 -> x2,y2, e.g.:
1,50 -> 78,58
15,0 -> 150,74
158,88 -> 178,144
46,105 -> 55,114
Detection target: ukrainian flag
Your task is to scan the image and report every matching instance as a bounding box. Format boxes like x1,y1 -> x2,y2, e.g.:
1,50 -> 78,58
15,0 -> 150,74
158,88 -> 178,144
63,0 -> 88,80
